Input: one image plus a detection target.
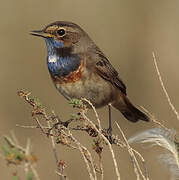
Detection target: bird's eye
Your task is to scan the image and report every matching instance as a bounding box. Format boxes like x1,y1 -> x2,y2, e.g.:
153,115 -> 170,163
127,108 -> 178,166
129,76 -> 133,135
57,29 -> 66,36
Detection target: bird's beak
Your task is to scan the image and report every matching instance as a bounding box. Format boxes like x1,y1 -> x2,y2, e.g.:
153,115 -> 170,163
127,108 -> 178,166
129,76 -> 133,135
30,30 -> 52,38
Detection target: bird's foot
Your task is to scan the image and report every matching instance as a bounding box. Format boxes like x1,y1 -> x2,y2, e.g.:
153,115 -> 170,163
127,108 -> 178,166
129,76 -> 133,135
106,127 -> 114,144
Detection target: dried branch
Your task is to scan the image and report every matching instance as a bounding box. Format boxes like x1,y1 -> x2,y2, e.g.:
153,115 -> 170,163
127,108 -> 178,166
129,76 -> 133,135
81,110 -> 121,180
17,90 -> 150,180
140,106 -> 170,133
17,90 -> 99,180
152,52 -> 179,121
116,122 -> 149,180
1,133 -> 39,180
47,120 -> 63,180
67,130 -> 97,180
82,98 -> 102,131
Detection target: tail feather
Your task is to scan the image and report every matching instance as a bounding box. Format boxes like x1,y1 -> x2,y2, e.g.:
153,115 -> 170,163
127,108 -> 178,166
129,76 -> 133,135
112,94 -> 150,123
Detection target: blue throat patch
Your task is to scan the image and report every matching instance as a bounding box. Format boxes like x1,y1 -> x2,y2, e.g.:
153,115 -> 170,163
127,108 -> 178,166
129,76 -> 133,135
45,38 -> 81,77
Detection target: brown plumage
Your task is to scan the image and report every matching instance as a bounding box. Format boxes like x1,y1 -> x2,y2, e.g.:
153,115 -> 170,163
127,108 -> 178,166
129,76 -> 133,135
31,21 -> 150,123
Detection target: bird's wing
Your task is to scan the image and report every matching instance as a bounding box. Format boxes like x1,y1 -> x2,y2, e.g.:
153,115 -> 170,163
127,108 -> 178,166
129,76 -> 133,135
94,49 -> 127,95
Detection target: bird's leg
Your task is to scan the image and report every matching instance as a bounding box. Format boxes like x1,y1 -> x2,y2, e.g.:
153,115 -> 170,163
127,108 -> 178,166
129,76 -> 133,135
107,104 -> 113,143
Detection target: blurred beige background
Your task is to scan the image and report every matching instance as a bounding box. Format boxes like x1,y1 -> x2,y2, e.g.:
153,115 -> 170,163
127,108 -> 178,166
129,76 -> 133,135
1,0 -> 179,179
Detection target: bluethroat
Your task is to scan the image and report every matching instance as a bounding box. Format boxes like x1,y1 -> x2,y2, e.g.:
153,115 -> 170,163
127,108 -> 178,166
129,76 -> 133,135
31,21 -> 150,125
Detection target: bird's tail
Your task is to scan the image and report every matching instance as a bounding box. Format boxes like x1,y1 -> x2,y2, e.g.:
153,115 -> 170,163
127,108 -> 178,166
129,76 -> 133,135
112,94 -> 150,122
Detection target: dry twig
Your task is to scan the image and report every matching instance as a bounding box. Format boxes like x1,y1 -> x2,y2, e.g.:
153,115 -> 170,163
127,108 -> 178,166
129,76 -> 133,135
17,90 -> 151,180
116,122 -> 148,180
152,52 -> 179,121
81,110 -> 121,180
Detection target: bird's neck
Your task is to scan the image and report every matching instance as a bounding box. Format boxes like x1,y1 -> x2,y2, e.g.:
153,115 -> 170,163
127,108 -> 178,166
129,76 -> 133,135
45,39 -> 81,77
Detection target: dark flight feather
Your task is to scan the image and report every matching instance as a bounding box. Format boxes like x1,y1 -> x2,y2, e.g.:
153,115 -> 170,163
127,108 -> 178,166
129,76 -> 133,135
95,48 -> 127,95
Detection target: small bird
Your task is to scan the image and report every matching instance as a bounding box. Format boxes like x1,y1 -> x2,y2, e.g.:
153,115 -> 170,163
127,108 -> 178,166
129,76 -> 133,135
31,21 -> 149,124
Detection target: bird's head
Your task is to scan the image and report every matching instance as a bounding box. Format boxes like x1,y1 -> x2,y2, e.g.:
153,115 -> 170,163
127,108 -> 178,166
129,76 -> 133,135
31,21 -> 91,53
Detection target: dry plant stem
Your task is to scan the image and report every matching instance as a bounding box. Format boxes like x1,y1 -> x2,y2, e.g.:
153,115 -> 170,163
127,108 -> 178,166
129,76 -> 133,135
82,98 -> 104,180
114,134 -> 149,179
79,146 -> 95,180
4,135 -> 26,153
25,139 -> 40,180
30,164 -> 40,180
82,98 -> 102,131
81,111 -> 121,180
66,130 -> 97,180
17,91 -> 97,179
56,171 -> 68,180
115,122 -> 140,180
152,52 -> 179,121
47,121 -> 63,180
100,161 -> 104,180
18,91 -> 61,179
59,127 -> 96,180
24,139 -> 31,174
130,155 -> 140,180
16,124 -> 39,129
34,117 -> 46,134
115,122 -> 148,180
16,124 -> 49,129
140,106 -> 170,133
132,149 -> 149,180
11,131 -> 20,146
5,133 -> 40,180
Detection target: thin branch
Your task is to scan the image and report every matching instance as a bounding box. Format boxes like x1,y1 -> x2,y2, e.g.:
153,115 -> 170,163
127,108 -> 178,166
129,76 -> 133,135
30,164 -> 41,180
10,131 -> 20,146
82,98 -> 102,131
116,122 -> 148,180
140,106 -> 171,134
47,120 -> 63,180
24,138 -> 31,174
66,130 -> 97,180
3,135 -> 26,153
152,52 -> 179,121
99,160 -> 104,180
56,171 -> 68,180
16,124 -> 50,129
34,117 -> 46,134
81,111 -> 121,180
132,149 -> 149,180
